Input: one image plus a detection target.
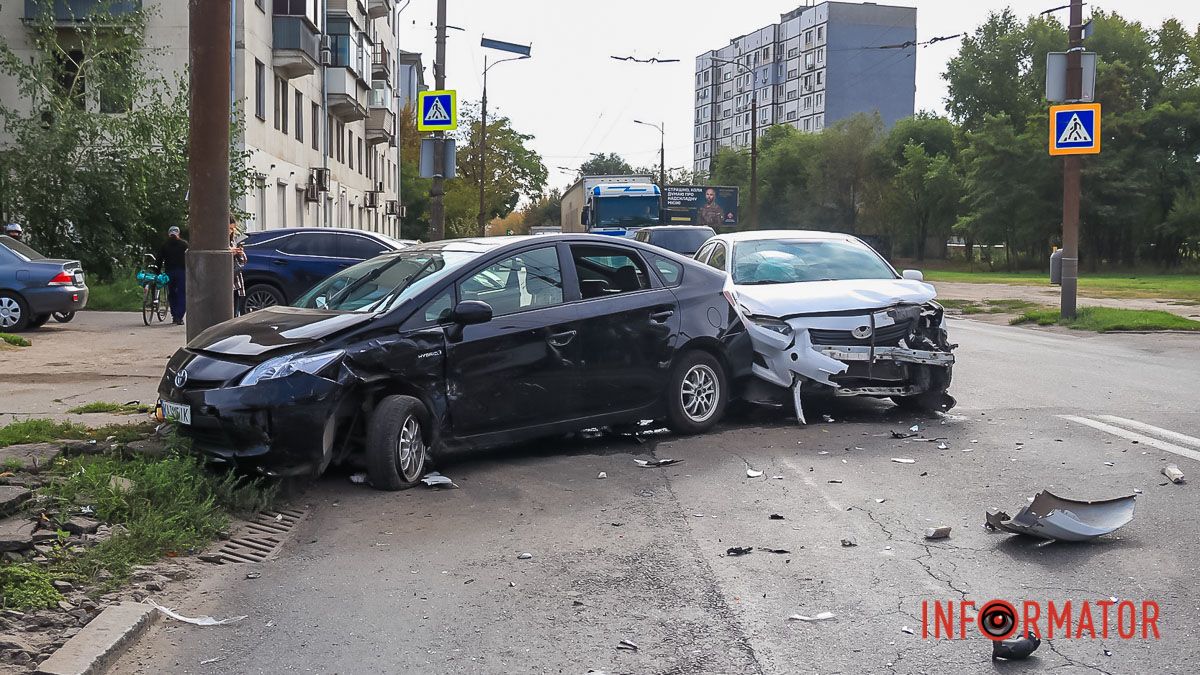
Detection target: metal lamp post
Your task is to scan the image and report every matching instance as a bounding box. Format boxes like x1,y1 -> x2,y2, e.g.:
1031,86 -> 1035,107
633,119 -> 666,209
477,38 -> 531,237
708,57 -> 758,231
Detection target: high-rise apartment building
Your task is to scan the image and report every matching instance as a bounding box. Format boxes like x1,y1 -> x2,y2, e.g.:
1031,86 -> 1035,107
693,1 -> 916,176
0,0 -> 426,237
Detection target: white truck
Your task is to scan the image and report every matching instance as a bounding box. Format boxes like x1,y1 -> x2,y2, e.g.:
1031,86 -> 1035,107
560,175 -> 661,237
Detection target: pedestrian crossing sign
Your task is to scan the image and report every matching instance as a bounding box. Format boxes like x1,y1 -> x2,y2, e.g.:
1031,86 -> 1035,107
417,90 -> 457,132
1049,103 -> 1100,155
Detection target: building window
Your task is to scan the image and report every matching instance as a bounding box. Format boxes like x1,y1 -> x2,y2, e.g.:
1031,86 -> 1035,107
817,25 -> 824,41
805,29 -> 813,46
788,68 -> 797,79
805,53 -> 814,70
816,93 -> 824,107
281,80 -> 289,134
294,92 -> 304,142
273,76 -> 283,130
804,95 -> 812,110
347,131 -> 354,169
254,60 -> 265,120
788,47 -> 797,58
804,118 -> 812,131
817,71 -> 823,86
311,103 -> 320,151
787,110 -> 797,121
337,122 -> 345,162
357,139 -> 364,174
817,47 -> 825,64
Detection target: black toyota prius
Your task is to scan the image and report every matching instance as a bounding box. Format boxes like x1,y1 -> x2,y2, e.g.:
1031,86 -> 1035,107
158,235 -> 750,490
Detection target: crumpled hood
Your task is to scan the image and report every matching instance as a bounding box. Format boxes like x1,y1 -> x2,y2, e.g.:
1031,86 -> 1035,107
733,278 -> 937,317
188,306 -> 373,357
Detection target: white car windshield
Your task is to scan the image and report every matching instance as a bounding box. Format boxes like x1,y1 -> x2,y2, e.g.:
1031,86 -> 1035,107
732,239 -> 897,285
293,247 -> 482,313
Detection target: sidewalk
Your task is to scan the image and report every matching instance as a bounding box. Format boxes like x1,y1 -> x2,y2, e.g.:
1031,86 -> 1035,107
931,280 -> 1200,319
0,312 -> 185,426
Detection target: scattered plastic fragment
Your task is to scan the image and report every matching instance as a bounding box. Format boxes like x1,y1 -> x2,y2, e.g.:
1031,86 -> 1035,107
746,469 -> 764,478
635,458 -> 682,468
840,538 -> 857,547
517,552 -> 533,560
992,630 -> 1041,660
817,451 -> 830,455
891,458 -> 916,464
245,571 -> 261,580
758,547 -> 791,554
909,425 -> 920,432
597,472 -> 607,479
1162,464 -> 1185,484
421,472 -> 459,489
1103,462 -> 1114,467
985,490 -> 1136,542
200,656 -> 226,665
788,611 -> 835,622
617,639 -> 639,651
891,430 -> 916,439
875,499 -> 886,504
725,546 -> 753,556
901,626 -> 914,635
823,414 -> 835,423
937,442 -> 949,450
828,479 -> 843,484
349,472 -> 367,485
769,514 -> 785,520
772,475 -> 784,480
924,526 -> 952,540
147,600 -> 246,626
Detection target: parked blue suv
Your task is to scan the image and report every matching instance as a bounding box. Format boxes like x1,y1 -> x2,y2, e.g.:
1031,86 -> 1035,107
240,228 -> 416,311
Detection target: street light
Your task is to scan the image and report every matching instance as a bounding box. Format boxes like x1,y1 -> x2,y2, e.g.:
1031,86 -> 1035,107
708,56 -> 759,231
633,119 -> 666,208
477,37 -> 532,237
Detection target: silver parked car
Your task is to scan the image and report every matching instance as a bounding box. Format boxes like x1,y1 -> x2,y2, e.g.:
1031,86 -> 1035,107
0,235 -> 88,331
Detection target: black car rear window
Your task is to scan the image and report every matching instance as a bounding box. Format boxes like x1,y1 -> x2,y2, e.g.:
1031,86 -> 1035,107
648,228 -> 715,255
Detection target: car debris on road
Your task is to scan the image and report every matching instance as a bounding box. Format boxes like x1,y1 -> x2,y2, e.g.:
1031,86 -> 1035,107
635,458 -> 682,468
992,630 -> 1041,660
985,490 -> 1136,542
420,472 -> 459,489
788,611 -> 835,622
924,526 -> 952,540
1162,464 -> 1185,483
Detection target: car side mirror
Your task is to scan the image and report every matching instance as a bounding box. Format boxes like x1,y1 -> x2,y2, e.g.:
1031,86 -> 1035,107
451,300 -> 492,326
901,269 -> 924,281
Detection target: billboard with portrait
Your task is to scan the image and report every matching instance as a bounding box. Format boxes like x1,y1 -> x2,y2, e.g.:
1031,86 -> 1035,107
664,186 -> 739,227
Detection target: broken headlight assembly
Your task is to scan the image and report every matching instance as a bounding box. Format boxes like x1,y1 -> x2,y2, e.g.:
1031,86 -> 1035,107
240,349 -> 346,386
745,314 -> 792,337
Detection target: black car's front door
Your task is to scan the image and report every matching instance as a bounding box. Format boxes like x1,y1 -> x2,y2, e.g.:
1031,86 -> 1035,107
445,245 -> 581,437
567,243 -> 679,416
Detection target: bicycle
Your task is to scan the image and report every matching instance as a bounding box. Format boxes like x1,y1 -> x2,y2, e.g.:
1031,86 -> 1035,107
135,255 -> 170,326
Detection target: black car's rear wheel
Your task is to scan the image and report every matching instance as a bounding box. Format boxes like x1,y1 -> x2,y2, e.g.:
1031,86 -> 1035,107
365,395 -> 429,491
52,311 -> 75,323
665,351 -> 727,435
244,284 -> 284,313
0,292 -> 30,332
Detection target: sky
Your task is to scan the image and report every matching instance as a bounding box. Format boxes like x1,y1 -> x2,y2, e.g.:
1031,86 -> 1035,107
397,1 -> 1200,192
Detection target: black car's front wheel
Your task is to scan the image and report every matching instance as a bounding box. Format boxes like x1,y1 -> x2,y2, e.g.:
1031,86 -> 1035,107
666,351 -> 727,435
366,395 -> 429,491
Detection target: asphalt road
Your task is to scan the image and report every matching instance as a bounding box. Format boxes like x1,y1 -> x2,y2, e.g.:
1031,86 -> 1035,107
112,318 -> 1200,674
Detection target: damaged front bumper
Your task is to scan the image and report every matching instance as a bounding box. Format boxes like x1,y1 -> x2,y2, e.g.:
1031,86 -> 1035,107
741,303 -> 956,401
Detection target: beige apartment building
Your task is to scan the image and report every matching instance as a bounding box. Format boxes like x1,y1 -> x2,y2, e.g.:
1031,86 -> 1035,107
0,0 -> 426,238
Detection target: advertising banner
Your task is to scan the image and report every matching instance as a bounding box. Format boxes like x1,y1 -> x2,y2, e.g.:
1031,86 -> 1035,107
665,186 -> 739,227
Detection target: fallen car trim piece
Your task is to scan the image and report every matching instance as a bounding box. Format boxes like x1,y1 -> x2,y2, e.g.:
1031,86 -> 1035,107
817,346 -> 955,366
986,490 -> 1136,542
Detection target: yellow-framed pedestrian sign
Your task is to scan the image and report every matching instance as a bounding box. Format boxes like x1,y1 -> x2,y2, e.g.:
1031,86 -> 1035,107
417,90 -> 457,132
1049,103 -> 1100,156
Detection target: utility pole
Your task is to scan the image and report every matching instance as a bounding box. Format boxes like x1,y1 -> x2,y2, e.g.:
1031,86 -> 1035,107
634,119 -> 666,211
1061,0 -> 1083,319
476,54 -> 488,237
749,88 -> 758,231
186,0 -> 233,339
429,0 -> 447,240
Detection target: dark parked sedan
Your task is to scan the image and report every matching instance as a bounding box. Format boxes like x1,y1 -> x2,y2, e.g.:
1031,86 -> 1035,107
239,228 -> 416,312
633,226 -> 717,257
158,235 -> 750,489
0,235 -> 88,331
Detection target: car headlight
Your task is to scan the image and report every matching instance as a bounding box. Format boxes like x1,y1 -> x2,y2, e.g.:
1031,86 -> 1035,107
746,314 -> 793,337
241,349 -> 345,386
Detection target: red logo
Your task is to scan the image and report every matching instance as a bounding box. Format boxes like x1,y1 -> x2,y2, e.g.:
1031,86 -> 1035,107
922,599 -> 1161,641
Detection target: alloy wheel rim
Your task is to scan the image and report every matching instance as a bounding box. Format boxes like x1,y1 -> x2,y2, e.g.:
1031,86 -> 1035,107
680,364 -> 719,423
0,297 -> 20,328
396,415 -> 425,481
245,291 -> 277,313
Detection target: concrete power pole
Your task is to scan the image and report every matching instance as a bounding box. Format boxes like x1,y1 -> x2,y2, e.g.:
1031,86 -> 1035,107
429,0 -> 448,240
1060,0 -> 1083,319
186,0 -> 233,339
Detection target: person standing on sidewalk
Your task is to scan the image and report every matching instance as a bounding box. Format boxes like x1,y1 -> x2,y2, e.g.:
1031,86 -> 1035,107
157,226 -> 189,325
229,215 -> 247,316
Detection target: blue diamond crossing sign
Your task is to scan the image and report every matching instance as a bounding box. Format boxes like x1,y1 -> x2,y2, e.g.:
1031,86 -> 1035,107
417,90 -> 457,132
1049,103 -> 1100,156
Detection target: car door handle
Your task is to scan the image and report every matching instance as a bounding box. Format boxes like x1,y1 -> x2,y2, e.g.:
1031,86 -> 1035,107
271,259 -> 288,266
650,309 -> 675,323
547,330 -> 577,347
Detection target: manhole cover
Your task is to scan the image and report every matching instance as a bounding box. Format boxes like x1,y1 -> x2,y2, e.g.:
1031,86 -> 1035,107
209,507 -> 307,563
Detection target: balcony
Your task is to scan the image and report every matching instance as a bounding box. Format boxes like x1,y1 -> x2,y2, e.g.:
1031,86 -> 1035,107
367,0 -> 391,20
372,45 -> 392,83
272,16 -> 320,80
327,67 -> 368,122
367,93 -> 395,145
24,0 -> 141,22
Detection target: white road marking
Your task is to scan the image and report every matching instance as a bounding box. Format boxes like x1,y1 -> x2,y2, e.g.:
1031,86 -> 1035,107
1059,415 -> 1200,464
1094,415 -> 1200,450
783,457 -> 846,514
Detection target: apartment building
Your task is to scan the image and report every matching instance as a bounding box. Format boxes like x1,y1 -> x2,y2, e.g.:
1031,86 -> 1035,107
693,1 -> 916,176
0,0 -> 426,237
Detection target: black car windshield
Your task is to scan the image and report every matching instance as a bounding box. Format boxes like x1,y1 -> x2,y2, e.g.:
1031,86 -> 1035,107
596,197 -> 660,228
648,228 -> 715,255
293,246 -> 483,312
0,235 -> 43,262
732,239 -> 897,285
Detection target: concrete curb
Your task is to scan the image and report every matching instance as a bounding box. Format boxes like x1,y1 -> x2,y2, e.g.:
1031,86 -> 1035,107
35,603 -> 158,675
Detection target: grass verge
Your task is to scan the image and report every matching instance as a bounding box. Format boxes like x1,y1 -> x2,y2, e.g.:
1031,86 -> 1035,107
85,279 -> 142,312
939,298 -> 1045,315
1011,307 -> 1200,332
0,565 -> 63,611
66,402 -> 152,416
924,271 -> 1200,302
1,332 -> 31,347
0,419 -> 154,448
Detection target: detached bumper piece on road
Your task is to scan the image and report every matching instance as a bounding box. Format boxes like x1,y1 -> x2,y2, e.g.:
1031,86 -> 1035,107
986,490 -> 1137,543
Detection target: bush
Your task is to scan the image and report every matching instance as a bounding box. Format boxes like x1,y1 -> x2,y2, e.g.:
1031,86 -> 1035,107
0,565 -> 62,611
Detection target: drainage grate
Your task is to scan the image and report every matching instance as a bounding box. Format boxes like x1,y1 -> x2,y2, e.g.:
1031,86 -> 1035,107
209,508 -> 307,564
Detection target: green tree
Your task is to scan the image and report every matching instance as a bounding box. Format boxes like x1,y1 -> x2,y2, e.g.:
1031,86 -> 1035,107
807,113 -> 884,232
578,152 -> 634,177
522,188 -> 562,228
885,143 -> 961,261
